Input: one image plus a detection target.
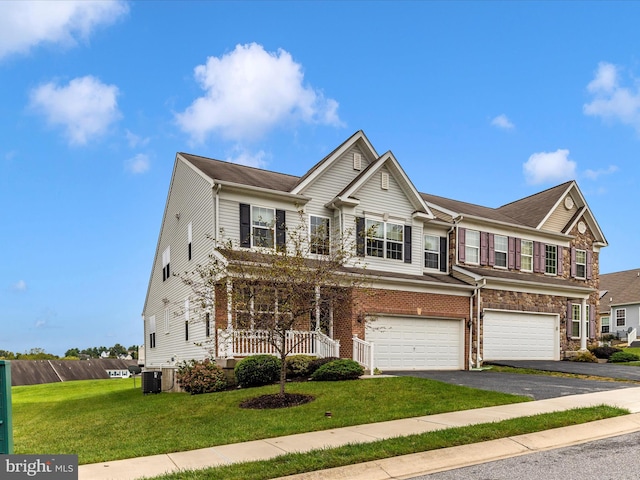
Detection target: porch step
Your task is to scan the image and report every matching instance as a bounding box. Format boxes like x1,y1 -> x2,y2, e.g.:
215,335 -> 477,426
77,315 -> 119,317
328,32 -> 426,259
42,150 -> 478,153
629,341 -> 640,348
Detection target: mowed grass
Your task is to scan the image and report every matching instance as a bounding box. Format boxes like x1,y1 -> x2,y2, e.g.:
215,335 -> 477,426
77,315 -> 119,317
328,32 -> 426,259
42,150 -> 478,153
13,377 -> 529,464
151,405 -> 627,480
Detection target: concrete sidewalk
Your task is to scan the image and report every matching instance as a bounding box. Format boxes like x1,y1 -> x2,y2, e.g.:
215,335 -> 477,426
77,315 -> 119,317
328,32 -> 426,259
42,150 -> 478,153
79,387 -> 640,480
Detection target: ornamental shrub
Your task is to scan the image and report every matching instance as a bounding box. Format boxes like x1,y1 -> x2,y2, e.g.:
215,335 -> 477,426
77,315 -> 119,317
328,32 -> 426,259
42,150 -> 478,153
176,359 -> 227,395
285,355 -> 316,379
235,354 -> 281,388
590,346 -> 622,359
609,351 -> 640,363
571,350 -> 598,363
311,359 -> 364,381
308,356 -> 339,375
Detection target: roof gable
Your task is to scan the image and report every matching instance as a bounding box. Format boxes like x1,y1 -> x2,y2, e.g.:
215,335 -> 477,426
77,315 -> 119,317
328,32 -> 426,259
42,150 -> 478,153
336,151 -> 434,217
290,130 -> 378,195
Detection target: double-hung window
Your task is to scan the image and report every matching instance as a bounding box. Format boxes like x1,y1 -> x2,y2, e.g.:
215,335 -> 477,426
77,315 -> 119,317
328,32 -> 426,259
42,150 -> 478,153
575,249 -> 586,279
465,230 -> 480,264
494,235 -> 508,268
252,206 -> 275,248
424,234 -> 440,269
310,216 -> 330,255
572,304 -> 581,337
545,245 -> 557,275
521,240 -> 533,271
601,315 -> 610,334
187,222 -> 193,261
366,219 -> 403,260
616,308 -> 626,327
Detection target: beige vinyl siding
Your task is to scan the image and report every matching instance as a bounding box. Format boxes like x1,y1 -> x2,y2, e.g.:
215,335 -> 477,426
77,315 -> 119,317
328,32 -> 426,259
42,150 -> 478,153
353,167 -> 423,275
301,145 -> 372,210
144,159 -> 214,367
541,195 -> 578,232
218,194 -> 303,247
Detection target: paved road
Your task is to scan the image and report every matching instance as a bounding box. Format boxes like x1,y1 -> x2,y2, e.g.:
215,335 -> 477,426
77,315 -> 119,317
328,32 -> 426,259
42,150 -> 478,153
388,363 -> 639,400
411,430 -> 640,479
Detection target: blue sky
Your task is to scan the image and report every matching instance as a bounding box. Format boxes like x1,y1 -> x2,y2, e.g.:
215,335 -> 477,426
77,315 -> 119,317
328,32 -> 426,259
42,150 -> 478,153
2,1 -> 639,356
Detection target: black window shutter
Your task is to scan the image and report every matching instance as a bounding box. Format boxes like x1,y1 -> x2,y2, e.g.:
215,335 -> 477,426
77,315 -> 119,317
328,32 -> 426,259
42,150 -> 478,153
356,217 -> 365,257
439,236 -> 447,272
239,203 -> 250,248
276,209 -> 286,249
404,225 -> 412,263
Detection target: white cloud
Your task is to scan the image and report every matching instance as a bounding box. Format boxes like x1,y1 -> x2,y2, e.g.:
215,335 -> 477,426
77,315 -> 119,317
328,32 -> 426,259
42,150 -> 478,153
176,43 -> 343,143
584,62 -> 640,132
12,280 -> 27,292
30,75 -> 121,145
584,165 -> 619,180
125,130 -> 150,148
125,153 -> 150,174
491,114 -> 514,130
0,0 -> 128,60
523,149 -> 577,185
226,147 -> 269,169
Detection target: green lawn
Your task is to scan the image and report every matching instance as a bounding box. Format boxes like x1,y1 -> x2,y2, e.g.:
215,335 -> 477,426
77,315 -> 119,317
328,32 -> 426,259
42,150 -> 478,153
13,377 -> 529,464
151,405 -> 627,480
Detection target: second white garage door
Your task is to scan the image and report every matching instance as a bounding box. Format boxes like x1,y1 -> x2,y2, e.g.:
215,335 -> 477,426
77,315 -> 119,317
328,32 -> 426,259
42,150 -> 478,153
483,310 -> 559,361
365,316 -> 464,371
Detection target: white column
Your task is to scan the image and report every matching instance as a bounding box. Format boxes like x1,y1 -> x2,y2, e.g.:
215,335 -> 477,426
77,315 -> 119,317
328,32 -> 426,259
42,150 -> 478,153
314,285 -> 321,331
581,297 -> 588,351
226,279 -> 233,329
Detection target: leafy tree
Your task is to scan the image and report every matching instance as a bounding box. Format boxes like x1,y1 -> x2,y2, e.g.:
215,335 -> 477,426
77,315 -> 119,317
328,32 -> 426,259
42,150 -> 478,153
17,348 -> 58,360
0,350 -> 16,359
65,348 -> 80,358
181,211 -> 366,397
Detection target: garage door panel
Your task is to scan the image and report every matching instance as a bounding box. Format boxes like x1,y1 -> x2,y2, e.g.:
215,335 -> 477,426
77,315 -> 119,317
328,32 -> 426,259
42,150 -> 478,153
483,311 -> 559,361
366,317 -> 463,371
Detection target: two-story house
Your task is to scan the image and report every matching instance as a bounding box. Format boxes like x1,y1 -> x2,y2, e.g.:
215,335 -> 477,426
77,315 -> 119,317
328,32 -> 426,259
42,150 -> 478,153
142,131 -> 607,376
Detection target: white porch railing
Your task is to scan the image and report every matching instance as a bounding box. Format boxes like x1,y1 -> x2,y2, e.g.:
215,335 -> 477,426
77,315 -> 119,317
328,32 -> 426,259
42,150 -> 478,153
217,329 -> 340,358
628,328 -> 637,347
353,335 -> 374,375
315,330 -> 340,358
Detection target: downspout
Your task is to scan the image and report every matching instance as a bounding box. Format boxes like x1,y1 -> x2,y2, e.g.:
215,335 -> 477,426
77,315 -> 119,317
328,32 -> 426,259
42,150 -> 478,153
469,290 -> 474,369
476,279 -> 486,368
213,183 -> 221,246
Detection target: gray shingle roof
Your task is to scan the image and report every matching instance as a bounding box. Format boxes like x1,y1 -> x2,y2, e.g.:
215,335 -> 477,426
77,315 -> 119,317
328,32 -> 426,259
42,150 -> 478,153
600,269 -> 640,312
179,153 -> 300,192
496,181 -> 573,228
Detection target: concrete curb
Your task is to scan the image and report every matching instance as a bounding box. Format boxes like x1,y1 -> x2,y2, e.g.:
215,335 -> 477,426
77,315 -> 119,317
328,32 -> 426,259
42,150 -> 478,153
276,413 -> 640,480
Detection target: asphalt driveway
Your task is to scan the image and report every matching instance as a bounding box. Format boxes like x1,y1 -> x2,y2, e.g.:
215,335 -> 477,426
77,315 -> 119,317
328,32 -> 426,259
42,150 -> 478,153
387,360 -> 640,400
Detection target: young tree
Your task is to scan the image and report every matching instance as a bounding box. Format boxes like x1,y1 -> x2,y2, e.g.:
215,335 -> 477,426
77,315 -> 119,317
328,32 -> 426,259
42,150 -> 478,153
181,211 -> 368,398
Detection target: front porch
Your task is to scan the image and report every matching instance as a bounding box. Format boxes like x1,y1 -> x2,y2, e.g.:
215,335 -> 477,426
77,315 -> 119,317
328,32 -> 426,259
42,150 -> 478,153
215,328 -> 341,359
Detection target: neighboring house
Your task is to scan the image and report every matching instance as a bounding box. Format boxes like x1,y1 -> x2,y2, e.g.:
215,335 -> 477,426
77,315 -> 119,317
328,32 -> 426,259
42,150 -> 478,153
142,130 -> 607,374
599,269 -> 640,342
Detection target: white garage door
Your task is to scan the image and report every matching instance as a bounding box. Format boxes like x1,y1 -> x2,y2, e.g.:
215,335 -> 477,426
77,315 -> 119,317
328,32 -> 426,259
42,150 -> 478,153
366,316 -> 463,370
483,310 -> 559,361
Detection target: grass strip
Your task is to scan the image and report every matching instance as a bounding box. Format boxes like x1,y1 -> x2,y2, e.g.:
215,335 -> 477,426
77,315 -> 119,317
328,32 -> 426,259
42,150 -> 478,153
149,405 -> 627,480
487,365 -> 640,383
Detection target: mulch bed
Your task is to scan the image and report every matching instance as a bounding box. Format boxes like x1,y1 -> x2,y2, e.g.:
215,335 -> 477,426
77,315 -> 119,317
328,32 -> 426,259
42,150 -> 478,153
240,393 -> 315,409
